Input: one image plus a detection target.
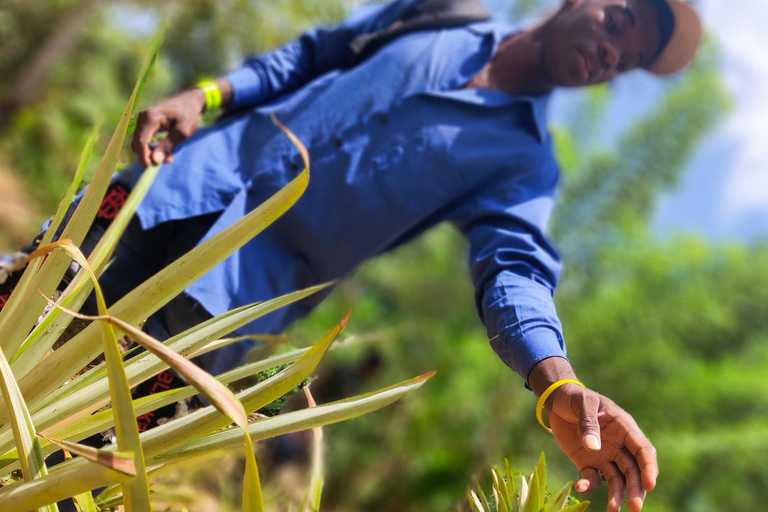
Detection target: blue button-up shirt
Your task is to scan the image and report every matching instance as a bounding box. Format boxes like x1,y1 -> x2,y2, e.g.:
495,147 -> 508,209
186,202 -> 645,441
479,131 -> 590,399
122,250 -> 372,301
119,0 -> 566,381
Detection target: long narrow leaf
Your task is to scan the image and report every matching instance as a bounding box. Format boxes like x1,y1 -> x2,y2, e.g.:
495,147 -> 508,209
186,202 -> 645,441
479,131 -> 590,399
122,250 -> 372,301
5,127 -> 97,370
62,451 -> 99,512
43,241 -> 152,511
560,502 -> 591,512
504,458 -> 517,509
536,452 -> 547,508
300,386 -> 324,512
0,371 -> 433,511
0,32 -> 162,361
10,284 -> 327,454
0,459 -> 134,512
139,311 -> 347,461
50,303 -> 266,512
148,371 -> 433,465
38,434 -> 136,477
0,330 -> 332,476
0,343 -> 56,512
14,165 -> 309,416
468,490 -> 485,512
10,161 -> 162,382
40,127 -> 98,248
543,481 -> 573,512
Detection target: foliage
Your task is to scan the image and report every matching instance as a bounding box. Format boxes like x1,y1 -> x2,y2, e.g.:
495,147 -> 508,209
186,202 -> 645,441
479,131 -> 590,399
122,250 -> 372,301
468,453 -> 589,512
0,27 -> 431,512
1,1 -> 762,512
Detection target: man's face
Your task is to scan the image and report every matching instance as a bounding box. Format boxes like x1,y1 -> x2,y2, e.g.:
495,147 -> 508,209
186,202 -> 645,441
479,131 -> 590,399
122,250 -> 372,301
543,0 -> 662,87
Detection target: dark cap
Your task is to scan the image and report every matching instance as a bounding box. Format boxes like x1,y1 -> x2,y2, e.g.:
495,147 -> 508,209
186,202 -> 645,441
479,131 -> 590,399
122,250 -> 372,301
644,0 -> 702,75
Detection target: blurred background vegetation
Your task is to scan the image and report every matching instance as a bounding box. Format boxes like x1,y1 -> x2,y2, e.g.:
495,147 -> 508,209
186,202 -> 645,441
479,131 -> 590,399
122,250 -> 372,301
2,0 -> 766,511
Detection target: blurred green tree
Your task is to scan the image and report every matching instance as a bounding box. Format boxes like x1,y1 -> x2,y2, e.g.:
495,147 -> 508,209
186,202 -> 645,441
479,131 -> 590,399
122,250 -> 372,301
3,1 -> 763,512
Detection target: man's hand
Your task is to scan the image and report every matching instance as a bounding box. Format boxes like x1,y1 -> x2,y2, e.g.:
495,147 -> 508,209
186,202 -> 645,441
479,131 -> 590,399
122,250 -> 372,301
528,358 -> 658,512
131,79 -> 233,167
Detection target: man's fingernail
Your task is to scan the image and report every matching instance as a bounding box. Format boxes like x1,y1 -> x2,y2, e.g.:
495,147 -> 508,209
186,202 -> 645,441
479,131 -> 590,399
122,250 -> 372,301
576,483 -> 587,493
585,434 -> 601,450
153,150 -> 165,163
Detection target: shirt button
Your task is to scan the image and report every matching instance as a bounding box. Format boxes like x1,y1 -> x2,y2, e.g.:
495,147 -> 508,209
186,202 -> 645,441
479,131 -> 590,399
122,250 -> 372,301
381,114 -> 389,125
290,163 -> 300,171
247,186 -> 256,196
334,138 -> 344,148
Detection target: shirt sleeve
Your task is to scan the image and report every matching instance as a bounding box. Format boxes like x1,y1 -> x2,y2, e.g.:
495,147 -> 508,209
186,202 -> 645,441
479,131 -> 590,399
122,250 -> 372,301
225,0 -> 429,109
454,161 -> 567,384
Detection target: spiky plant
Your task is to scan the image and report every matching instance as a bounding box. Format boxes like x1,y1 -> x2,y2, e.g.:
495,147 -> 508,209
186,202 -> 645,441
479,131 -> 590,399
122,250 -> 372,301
468,453 -> 590,512
0,34 -> 433,512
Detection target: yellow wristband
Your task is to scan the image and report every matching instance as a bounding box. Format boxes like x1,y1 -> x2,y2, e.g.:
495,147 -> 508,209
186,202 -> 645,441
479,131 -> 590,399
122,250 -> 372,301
536,379 -> 585,433
196,79 -> 222,111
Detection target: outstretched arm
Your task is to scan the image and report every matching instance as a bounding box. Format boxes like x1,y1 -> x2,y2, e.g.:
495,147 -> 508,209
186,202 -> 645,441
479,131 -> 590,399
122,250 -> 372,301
458,165 -> 657,512
131,0 -> 429,166
528,357 -> 658,512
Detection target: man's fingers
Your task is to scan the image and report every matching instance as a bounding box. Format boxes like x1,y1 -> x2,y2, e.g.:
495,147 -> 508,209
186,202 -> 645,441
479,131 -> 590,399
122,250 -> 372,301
573,390 -> 602,451
152,120 -> 196,164
601,463 -> 626,512
151,136 -> 175,165
131,110 -> 166,167
625,430 -> 658,491
576,467 -> 602,494
615,448 -> 646,512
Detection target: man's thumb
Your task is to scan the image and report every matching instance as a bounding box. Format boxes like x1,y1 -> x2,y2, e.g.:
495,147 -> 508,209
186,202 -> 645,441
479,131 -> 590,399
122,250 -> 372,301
151,137 -> 174,165
576,392 -> 602,451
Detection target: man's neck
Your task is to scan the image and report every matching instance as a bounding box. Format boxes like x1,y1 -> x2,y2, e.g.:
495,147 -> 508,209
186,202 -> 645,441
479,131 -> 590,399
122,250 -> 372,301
465,29 -> 555,96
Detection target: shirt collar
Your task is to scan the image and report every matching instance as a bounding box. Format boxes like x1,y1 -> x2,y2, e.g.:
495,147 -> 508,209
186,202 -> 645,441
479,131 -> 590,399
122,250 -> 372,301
423,22 -> 552,143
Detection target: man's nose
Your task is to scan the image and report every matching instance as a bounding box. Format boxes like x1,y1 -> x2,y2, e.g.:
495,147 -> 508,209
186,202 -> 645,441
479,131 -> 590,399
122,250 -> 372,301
598,41 -> 620,70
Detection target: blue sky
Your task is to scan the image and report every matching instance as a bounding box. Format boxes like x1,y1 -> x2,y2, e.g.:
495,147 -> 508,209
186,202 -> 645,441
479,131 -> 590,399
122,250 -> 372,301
652,0 -> 768,242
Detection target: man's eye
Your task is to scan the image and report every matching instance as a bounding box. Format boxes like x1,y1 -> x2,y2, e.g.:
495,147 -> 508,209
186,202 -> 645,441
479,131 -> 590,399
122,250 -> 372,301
607,15 -> 621,36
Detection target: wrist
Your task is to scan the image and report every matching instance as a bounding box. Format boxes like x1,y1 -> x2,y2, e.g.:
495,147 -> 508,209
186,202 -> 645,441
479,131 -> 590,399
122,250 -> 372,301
528,357 -> 579,405
193,79 -> 234,112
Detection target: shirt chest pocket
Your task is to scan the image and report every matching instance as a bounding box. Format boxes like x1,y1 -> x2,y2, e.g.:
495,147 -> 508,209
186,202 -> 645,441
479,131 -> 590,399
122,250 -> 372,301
368,127 -> 454,215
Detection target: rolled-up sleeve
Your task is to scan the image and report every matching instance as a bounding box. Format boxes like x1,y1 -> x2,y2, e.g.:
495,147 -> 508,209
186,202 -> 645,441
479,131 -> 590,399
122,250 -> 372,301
455,162 -> 566,383
225,0 -> 430,109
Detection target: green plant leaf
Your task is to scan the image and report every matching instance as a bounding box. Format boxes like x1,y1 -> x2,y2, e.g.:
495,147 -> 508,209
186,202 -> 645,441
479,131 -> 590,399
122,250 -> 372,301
543,481 -> 573,512
504,458 -> 517,512
50,301 -> 266,512
468,490 -> 486,512
0,30 -> 163,363
536,452 -> 547,509
147,370 -> 433,466
559,501 -> 591,512
13,163 -> 309,419
0,338 -> 54,512
519,473 -> 530,512
139,311 -> 348,461
492,466 -> 512,512
63,450 -> 98,512
299,386 -> 324,512
38,433 -> 136,477
0,456 -> 134,512
31,240 -> 151,511
7,285 -> 328,455
0,370 -> 433,510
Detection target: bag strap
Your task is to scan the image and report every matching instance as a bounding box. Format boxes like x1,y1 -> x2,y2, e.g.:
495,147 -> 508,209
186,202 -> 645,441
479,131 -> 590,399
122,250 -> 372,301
348,0 -> 492,65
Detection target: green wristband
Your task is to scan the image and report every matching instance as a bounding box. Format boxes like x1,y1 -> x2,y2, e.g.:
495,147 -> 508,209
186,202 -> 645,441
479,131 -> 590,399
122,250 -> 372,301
196,79 -> 222,111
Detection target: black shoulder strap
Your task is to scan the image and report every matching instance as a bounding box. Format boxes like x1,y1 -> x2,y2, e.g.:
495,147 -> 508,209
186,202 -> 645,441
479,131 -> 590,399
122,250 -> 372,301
348,0 -> 492,65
